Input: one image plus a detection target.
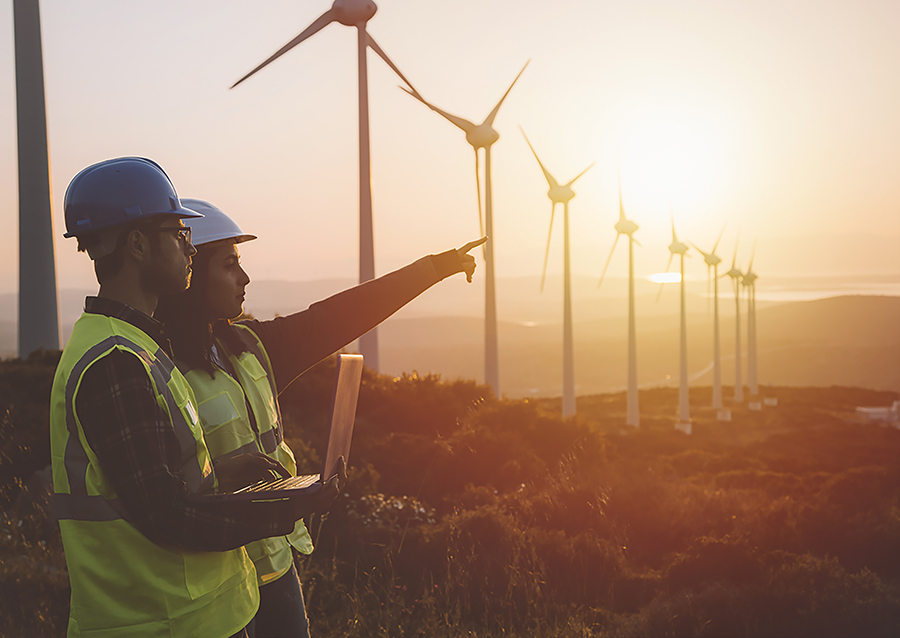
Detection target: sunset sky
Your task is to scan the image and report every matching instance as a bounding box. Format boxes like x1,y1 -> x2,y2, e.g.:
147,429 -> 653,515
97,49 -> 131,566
1,0 -> 898,295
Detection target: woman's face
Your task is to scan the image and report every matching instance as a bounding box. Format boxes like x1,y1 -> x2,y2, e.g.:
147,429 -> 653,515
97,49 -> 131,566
204,241 -> 251,320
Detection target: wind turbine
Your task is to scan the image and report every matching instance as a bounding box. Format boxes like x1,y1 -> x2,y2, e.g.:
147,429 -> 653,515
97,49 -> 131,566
723,239 -> 744,403
742,245 -> 759,399
231,0 -> 420,373
598,167 -> 640,427
690,227 -> 726,411
14,0 -> 60,357
401,62 -> 529,395
521,129 -> 593,418
658,213 -> 691,432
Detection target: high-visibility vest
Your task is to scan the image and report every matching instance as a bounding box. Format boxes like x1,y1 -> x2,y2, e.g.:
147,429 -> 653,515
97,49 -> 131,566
50,312 -> 258,638
184,323 -> 313,586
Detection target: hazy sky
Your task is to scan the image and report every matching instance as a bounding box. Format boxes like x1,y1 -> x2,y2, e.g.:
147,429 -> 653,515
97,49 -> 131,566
2,0 -> 899,294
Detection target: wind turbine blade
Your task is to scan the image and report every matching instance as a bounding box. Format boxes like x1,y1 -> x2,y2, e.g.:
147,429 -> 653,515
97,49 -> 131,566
688,241 -> 709,259
566,162 -> 595,187
520,127 -> 559,189
616,156 -> 626,221
474,150 -> 485,242
748,239 -> 757,272
655,282 -> 666,304
670,210 -> 677,241
484,60 -> 529,127
730,233 -> 740,269
706,264 -> 712,314
232,9 -> 337,88
598,234 -> 620,288
367,33 -> 418,94
712,224 -> 726,253
632,237 -> 643,248
655,252 -> 674,304
540,204 -> 556,293
400,86 -> 475,133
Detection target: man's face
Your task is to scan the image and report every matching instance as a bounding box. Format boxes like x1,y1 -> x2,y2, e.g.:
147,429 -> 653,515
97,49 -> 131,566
204,241 -> 250,321
140,220 -> 196,296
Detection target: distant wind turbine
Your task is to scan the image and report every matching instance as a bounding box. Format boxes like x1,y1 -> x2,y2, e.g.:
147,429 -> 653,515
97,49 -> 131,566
231,0 -> 421,372
521,128 -> 593,418
402,62 -> 529,395
742,244 -> 759,398
723,238 -> 744,403
658,213 -> 691,431
598,166 -> 641,427
690,226 -> 726,410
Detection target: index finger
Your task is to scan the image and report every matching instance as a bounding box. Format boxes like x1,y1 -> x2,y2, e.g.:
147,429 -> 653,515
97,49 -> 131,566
459,236 -> 489,253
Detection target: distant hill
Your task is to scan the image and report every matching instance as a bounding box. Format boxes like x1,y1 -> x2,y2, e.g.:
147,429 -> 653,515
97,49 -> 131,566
374,295 -> 900,396
2,283 -> 897,394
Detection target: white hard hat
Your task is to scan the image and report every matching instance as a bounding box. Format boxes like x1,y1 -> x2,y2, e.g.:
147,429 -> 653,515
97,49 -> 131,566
180,199 -> 256,246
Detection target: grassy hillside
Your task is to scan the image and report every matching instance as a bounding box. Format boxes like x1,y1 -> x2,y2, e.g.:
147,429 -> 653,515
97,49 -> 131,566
2,353 -> 900,636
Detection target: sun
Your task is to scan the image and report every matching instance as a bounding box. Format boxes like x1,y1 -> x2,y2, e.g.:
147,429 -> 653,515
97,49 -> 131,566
615,104 -> 727,216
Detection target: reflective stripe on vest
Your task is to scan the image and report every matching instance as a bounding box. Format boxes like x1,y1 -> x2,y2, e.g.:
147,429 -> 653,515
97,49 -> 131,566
56,335 -> 209,522
233,325 -> 284,452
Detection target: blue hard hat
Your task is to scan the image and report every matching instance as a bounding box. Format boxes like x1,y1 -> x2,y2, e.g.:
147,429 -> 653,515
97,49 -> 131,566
63,157 -> 202,238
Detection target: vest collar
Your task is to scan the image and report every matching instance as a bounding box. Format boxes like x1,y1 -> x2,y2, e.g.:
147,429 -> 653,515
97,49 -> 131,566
84,296 -> 172,357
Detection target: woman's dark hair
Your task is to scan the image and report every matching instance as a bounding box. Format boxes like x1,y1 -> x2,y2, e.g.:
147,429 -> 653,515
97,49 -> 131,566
157,240 -> 251,378
155,244 -> 219,377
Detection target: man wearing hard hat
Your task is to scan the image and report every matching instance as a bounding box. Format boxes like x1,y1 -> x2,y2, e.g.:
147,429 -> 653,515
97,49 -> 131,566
49,157 -> 331,638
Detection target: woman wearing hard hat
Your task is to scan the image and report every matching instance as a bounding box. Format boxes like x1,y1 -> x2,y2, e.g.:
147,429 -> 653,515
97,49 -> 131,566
155,199 -> 485,637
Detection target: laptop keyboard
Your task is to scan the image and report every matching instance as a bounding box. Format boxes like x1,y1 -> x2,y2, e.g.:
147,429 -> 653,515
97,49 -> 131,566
234,473 -> 320,494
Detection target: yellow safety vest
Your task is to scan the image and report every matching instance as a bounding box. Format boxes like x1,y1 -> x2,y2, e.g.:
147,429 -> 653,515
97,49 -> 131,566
184,323 -> 313,586
50,312 -> 258,637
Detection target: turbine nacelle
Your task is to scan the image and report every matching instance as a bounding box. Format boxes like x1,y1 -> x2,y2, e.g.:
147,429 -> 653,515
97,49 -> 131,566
466,124 -> 500,150
725,266 -> 743,280
548,184 -> 576,204
615,217 -> 639,236
668,239 -> 689,256
742,271 -> 758,286
701,251 -> 722,267
333,0 -> 377,26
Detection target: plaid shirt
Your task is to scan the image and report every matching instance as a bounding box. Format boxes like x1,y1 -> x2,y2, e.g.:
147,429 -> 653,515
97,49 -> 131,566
76,297 -> 295,552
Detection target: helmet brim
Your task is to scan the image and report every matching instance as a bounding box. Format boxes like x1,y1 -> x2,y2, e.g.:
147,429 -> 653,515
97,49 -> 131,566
63,203 -> 203,239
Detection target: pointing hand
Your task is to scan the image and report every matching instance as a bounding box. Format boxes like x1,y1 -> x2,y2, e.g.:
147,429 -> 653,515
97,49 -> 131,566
457,236 -> 488,283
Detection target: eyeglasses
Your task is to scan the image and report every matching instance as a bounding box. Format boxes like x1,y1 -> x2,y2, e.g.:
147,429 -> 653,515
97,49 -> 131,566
155,226 -> 192,246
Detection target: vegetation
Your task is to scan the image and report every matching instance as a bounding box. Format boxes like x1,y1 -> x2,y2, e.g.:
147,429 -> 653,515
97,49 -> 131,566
2,352 -> 900,637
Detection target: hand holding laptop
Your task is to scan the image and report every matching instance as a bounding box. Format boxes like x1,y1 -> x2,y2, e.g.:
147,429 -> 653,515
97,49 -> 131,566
214,452 -> 291,494
188,354 -> 362,521
291,456 -> 345,519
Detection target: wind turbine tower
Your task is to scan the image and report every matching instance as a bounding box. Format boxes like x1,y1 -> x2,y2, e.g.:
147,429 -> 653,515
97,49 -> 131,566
742,247 -> 759,399
402,63 -> 529,395
14,0 -> 60,357
232,0 -> 421,372
521,129 -> 593,418
598,169 -> 640,427
690,227 -> 726,411
724,241 -> 744,403
659,214 -> 691,432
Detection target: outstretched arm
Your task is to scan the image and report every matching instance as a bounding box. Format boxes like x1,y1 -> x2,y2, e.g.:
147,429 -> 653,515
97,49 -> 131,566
245,239 -> 487,391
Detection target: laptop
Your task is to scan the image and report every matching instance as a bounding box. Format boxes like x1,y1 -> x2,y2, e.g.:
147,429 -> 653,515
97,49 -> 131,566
192,353 -> 364,504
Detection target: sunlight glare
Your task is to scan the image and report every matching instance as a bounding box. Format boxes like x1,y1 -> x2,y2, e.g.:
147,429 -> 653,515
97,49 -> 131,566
616,105 -> 727,217
648,272 -> 681,284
